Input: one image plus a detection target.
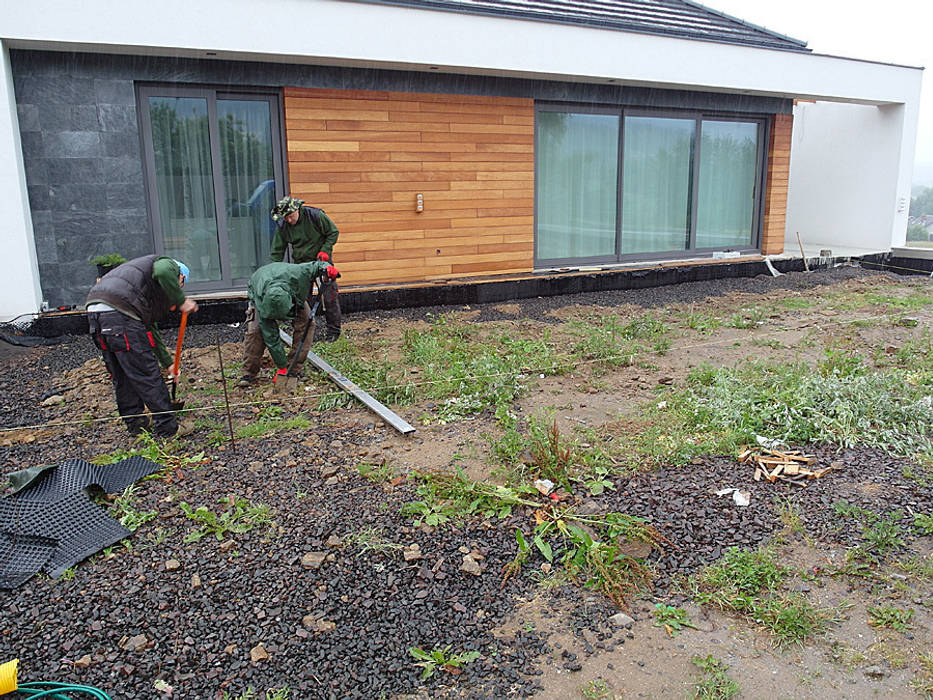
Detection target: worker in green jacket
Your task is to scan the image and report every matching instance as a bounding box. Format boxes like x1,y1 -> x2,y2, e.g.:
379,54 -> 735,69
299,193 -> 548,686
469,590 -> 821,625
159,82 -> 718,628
270,196 -> 342,341
237,260 -> 338,386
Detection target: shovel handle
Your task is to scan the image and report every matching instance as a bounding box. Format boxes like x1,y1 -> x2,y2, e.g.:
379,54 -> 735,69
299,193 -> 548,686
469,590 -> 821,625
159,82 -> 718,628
172,311 -> 189,379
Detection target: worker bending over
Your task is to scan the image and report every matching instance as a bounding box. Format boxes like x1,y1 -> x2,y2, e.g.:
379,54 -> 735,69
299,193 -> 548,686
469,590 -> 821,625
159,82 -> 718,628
237,260 -> 338,387
86,255 -> 198,437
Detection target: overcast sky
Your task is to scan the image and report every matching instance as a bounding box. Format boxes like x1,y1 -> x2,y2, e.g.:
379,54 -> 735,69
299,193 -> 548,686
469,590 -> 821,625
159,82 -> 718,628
705,0 -> 933,188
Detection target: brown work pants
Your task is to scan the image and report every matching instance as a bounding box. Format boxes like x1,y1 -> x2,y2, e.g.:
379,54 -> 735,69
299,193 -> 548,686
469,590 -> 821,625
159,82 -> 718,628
242,302 -> 312,377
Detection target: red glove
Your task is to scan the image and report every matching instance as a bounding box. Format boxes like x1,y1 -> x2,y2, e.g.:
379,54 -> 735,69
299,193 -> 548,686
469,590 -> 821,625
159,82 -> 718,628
273,368 -> 288,384
316,251 -> 329,263
326,265 -> 339,280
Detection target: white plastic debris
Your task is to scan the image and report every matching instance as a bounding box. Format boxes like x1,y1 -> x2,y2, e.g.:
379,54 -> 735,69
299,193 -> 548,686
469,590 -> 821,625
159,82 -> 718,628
755,435 -> 783,450
534,479 -> 555,496
715,487 -> 751,507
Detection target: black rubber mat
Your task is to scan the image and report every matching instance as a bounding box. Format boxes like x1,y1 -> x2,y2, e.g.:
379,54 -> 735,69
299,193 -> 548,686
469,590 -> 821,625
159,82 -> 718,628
0,533 -> 57,589
8,456 -> 163,499
0,456 -> 161,588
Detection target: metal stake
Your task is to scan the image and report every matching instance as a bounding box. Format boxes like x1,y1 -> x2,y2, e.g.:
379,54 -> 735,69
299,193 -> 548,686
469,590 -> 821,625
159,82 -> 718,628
216,341 -> 237,453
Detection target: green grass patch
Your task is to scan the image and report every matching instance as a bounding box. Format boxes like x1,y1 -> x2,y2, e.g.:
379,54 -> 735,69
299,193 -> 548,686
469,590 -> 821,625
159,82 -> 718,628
234,404 -> 312,439
692,547 -> 827,646
910,651 -> 933,697
487,415 -> 615,493
832,503 -> 907,562
403,314 -> 566,423
665,358 -> 933,459
691,654 -> 739,699
867,605 -> 913,632
568,313 -> 669,370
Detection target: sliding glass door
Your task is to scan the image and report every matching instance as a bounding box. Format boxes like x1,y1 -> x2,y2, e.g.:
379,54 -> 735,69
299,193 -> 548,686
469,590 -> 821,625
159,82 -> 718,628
537,111 -> 619,261
139,86 -> 284,291
536,106 -> 765,267
621,116 -> 695,255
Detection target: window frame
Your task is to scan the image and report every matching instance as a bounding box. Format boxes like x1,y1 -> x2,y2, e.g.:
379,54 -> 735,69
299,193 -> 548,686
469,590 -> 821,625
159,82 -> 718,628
137,84 -> 288,292
534,102 -> 770,269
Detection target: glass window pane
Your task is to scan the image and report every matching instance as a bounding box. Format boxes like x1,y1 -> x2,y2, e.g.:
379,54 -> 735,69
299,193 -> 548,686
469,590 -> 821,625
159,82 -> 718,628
219,99 -> 277,280
621,116 -> 694,255
148,97 -> 221,282
696,120 -> 759,249
536,112 -> 619,260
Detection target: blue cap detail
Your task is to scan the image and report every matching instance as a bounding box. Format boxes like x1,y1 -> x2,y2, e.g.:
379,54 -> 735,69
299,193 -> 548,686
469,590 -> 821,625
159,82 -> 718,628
173,259 -> 191,283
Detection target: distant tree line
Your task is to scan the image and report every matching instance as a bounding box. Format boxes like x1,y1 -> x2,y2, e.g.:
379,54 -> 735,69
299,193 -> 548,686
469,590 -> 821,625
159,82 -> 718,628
911,186 -> 933,216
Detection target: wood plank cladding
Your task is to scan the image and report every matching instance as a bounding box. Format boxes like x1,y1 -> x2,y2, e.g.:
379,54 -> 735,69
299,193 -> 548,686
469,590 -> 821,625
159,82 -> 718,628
282,88 -> 535,286
761,112 -> 792,256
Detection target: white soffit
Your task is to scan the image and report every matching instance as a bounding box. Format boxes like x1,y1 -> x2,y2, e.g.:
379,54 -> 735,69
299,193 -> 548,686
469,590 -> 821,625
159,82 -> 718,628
2,0 -> 923,106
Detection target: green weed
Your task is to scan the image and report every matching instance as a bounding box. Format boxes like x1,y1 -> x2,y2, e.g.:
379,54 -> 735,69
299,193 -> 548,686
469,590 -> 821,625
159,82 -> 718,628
896,554 -> 933,580
691,654 -> 739,699
343,526 -> 404,557
357,462 -> 396,483
581,679 -> 617,699
909,651 -> 933,697
92,432 -> 206,472
681,311 -> 723,334
913,512 -> 933,536
221,688 -> 289,700
867,605 -> 913,632
179,497 -> 275,542
652,604 -> 698,636
409,645 -> 480,680
110,484 -> 157,531
235,411 -> 311,439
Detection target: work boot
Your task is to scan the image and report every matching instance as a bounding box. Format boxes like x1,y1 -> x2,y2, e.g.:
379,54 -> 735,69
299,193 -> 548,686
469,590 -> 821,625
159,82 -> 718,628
236,374 -> 256,388
174,417 -> 197,438
126,418 -> 151,436
324,332 -> 341,343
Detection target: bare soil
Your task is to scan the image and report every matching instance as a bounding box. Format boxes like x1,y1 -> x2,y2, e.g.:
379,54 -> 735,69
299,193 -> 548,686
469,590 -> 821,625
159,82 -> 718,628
1,266 -> 931,699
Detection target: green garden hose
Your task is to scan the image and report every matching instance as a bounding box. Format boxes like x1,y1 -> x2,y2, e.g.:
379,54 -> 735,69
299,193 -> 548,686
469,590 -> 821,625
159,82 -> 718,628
10,682 -> 112,699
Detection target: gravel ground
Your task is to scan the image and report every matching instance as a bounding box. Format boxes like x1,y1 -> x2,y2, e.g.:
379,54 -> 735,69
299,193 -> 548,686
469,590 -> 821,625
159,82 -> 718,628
1,265 -> 931,698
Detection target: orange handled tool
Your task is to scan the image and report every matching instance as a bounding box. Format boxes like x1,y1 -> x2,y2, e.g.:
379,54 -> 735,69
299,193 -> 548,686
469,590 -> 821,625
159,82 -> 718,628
171,311 -> 188,408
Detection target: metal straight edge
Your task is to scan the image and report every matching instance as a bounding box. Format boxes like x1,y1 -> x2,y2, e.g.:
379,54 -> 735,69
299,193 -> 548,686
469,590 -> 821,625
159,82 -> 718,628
280,329 -> 416,435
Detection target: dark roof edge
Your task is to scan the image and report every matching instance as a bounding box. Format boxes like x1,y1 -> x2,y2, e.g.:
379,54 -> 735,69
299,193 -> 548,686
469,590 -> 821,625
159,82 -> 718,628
678,0 -> 808,50
347,0 -> 812,52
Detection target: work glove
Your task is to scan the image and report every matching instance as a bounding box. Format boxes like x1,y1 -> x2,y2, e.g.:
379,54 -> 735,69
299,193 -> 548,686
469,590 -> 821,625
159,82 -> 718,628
273,367 -> 288,384
325,264 -> 339,280
316,251 -> 329,263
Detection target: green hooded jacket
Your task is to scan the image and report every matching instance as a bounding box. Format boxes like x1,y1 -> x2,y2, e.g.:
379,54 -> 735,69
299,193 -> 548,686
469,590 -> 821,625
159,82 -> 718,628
270,206 -> 339,263
247,261 -> 331,369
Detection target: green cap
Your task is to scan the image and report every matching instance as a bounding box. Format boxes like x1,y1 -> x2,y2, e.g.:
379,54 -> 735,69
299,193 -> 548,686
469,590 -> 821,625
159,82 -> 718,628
271,196 -> 304,222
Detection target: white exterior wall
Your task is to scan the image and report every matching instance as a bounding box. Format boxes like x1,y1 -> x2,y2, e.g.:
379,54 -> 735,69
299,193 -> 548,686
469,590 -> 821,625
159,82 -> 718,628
0,43 -> 43,322
786,101 -> 919,254
0,0 -> 924,318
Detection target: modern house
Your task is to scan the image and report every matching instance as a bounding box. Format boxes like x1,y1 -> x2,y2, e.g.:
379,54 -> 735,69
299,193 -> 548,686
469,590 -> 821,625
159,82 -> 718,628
1,0 -> 923,320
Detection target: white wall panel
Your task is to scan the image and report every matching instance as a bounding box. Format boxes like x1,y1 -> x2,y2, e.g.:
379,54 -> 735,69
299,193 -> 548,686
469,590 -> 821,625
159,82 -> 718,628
0,43 -> 43,322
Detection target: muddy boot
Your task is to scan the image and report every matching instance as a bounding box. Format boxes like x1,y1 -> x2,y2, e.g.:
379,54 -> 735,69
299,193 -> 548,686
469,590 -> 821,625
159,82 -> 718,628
175,417 -> 197,438
236,374 -> 256,388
